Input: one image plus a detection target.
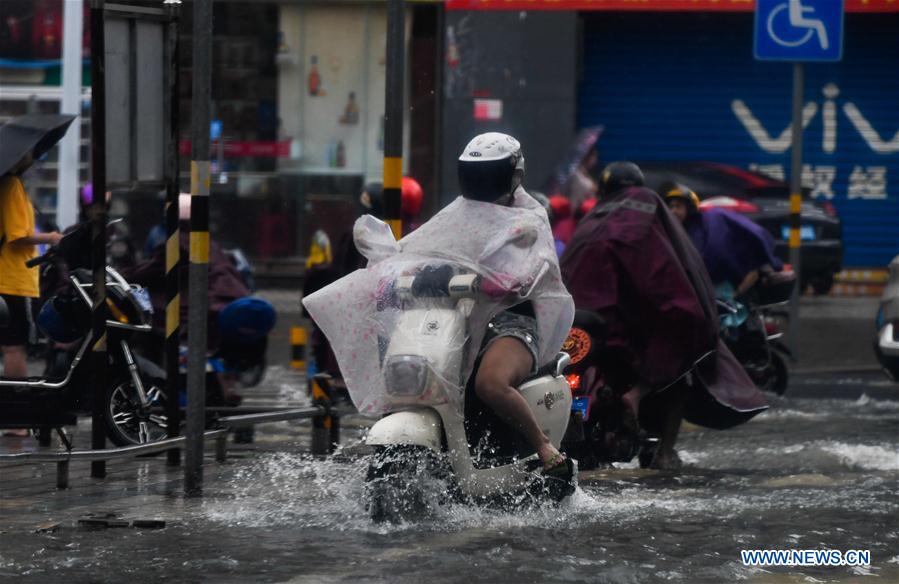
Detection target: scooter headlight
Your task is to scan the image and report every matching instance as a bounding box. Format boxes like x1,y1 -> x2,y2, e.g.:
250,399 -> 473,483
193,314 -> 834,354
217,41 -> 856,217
384,355 -> 429,396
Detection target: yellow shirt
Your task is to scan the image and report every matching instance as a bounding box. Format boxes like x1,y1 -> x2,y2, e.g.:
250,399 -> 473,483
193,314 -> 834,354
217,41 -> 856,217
0,176 -> 39,297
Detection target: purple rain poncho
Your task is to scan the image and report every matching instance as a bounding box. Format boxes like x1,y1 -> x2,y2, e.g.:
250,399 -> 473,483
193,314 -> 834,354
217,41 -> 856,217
560,187 -> 767,430
685,208 -> 783,288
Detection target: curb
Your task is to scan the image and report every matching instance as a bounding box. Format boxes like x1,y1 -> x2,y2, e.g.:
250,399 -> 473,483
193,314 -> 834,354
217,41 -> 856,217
829,269 -> 889,298
789,365 -> 883,376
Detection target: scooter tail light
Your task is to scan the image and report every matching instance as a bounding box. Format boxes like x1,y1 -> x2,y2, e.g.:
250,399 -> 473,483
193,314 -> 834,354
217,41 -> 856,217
384,355 -> 430,396
566,373 -> 581,392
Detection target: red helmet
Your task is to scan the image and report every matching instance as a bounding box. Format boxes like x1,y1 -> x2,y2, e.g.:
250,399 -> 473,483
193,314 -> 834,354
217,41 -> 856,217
579,197 -> 597,218
548,195 -> 572,220
401,177 -> 423,216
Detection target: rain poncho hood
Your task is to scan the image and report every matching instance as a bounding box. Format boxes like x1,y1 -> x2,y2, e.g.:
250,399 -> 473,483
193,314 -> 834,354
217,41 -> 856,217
560,187 -> 767,429
685,207 -> 783,288
303,188 -> 575,415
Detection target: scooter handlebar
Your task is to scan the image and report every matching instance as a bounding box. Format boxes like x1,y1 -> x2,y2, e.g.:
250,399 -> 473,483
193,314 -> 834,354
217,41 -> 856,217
25,251 -> 54,268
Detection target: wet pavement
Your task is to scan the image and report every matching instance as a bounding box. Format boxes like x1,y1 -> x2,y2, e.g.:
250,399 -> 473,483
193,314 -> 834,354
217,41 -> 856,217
1,367 -> 897,583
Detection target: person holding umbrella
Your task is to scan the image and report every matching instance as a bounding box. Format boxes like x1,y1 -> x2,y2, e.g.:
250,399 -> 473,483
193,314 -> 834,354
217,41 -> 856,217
0,114 -> 74,383
545,126 -> 603,210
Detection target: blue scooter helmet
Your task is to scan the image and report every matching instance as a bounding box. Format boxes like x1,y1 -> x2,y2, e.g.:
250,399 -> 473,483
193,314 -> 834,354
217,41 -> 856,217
218,297 -> 277,343
37,297 -> 84,343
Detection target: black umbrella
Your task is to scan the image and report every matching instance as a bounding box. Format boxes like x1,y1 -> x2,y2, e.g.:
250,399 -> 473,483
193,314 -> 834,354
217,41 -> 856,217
0,113 -> 77,177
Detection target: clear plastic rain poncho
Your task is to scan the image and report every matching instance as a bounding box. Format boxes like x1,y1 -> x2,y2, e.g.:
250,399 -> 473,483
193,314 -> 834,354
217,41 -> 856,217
302,189 -> 575,415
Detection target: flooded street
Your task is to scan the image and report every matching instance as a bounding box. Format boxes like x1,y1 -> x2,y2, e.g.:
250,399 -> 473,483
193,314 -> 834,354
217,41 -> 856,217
1,369 -> 897,583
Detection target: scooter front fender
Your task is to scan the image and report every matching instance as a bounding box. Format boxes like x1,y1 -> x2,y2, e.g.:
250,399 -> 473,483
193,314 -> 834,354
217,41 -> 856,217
365,409 -> 444,452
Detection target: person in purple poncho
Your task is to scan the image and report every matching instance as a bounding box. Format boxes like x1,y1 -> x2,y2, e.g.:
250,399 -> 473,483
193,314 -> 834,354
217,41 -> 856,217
662,182 -> 783,297
560,162 -> 767,470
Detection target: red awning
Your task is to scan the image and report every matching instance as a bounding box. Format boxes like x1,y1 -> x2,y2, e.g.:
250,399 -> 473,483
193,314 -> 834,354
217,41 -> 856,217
446,0 -> 899,12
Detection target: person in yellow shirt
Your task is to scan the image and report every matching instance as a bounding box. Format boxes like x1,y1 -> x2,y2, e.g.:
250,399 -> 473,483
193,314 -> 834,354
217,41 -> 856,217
0,150 -> 62,379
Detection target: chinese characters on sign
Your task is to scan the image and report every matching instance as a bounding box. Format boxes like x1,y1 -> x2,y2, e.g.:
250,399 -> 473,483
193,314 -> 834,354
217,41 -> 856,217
750,163 -> 888,200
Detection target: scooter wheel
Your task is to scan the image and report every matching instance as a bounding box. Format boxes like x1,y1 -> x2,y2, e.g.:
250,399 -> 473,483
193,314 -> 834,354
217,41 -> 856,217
638,441 -> 658,469
105,375 -> 168,446
365,445 -> 449,523
769,352 -> 789,396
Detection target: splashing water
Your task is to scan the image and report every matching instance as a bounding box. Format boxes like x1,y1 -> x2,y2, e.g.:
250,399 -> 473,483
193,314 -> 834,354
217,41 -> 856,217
203,450 -> 609,534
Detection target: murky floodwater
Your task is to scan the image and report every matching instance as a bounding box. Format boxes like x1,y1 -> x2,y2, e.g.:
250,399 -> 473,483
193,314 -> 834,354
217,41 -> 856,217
2,385 -> 897,583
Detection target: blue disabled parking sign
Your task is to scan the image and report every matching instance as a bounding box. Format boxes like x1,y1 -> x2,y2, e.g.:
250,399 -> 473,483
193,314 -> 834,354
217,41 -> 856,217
755,0 -> 844,62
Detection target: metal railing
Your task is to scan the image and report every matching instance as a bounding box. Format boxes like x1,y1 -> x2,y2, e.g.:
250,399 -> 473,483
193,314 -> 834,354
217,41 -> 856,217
0,429 -> 226,489
214,405 -> 344,463
0,403 -> 346,490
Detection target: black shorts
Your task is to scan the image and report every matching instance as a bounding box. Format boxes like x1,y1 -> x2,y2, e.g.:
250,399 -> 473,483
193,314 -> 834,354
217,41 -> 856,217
0,294 -> 34,347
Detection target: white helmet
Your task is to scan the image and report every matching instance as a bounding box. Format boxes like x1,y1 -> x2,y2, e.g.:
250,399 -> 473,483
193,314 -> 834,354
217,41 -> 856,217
457,132 -> 525,202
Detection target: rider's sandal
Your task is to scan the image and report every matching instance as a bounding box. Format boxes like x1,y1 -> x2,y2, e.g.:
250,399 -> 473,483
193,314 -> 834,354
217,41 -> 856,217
542,452 -> 571,478
540,453 -> 576,499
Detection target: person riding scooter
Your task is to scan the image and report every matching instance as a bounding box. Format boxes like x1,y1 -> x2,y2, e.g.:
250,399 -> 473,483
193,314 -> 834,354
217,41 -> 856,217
454,134 -> 573,476
663,182 -> 783,298
560,162 -> 768,470
664,183 -> 794,394
304,132 -> 576,481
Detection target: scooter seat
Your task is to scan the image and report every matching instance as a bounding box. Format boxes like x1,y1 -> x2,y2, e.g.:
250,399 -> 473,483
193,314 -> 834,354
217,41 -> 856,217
522,352 -> 570,384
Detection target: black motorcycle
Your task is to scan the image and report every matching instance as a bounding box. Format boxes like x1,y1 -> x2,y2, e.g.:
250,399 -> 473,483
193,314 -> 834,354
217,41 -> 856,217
718,271 -> 796,396
560,310 -> 659,470
0,223 -> 166,446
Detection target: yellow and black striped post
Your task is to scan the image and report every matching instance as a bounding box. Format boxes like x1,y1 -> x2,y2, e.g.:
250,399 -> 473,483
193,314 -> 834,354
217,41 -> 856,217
383,0 -> 405,241
185,0 -> 212,496
164,0 -> 182,468
290,326 -> 307,370
309,374 -> 339,455
164,191 -> 181,466
88,0 -> 108,479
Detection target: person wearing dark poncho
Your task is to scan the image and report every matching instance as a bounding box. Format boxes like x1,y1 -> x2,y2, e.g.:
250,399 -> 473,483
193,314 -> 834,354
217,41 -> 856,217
662,182 -> 783,297
559,162 -> 768,470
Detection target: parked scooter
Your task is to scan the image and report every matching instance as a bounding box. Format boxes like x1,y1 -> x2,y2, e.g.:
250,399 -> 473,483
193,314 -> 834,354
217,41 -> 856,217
361,265 -> 575,522
0,223 -> 165,446
874,255 -> 899,381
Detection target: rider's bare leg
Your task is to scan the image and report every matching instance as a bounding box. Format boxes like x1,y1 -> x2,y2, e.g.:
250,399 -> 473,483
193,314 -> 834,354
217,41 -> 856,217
474,337 -> 563,468
651,383 -> 686,470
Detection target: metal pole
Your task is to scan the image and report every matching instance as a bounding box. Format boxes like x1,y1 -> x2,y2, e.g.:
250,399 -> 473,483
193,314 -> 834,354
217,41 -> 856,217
88,0 -> 108,479
185,0 -> 212,496
787,62 -> 804,357
59,0 -> 84,231
164,0 -> 182,468
383,0 -> 405,240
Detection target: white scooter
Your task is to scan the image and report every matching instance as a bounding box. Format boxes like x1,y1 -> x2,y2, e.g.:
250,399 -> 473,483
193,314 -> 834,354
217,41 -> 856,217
362,265 -> 574,522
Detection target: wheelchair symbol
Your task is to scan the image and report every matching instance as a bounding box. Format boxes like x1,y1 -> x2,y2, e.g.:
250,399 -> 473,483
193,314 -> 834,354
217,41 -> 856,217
767,0 -> 829,50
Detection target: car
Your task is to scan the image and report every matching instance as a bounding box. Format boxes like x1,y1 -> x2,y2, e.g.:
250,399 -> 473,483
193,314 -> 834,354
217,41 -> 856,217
639,161 -> 843,294
874,255 -> 899,381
